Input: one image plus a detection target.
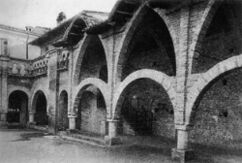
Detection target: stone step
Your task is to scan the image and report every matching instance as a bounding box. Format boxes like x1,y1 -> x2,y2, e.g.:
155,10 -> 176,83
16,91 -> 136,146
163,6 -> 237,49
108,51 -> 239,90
0,122 -> 27,129
29,124 -> 48,132
59,131 -> 106,147
7,123 -> 25,129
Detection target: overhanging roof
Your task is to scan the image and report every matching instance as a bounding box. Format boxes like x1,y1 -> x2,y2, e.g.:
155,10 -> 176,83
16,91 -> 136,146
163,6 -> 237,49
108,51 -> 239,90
85,0 -> 183,34
30,10 -> 108,47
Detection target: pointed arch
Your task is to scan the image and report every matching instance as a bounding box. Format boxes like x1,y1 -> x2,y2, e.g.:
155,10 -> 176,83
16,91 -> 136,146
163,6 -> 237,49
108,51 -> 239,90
113,69 -> 175,119
114,4 -> 176,83
73,78 -> 110,112
8,86 -> 30,100
73,78 -> 109,135
191,0 -> 242,73
187,54 -> 242,124
31,90 -> 48,125
73,35 -> 109,85
8,90 -> 29,125
112,69 -> 175,137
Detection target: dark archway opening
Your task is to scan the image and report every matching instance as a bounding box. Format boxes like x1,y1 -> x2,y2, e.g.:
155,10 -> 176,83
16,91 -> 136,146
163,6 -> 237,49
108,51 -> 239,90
79,36 -> 108,83
76,86 -> 107,136
58,91 -> 68,130
118,79 -> 174,138
7,91 -> 28,125
33,91 -> 48,126
190,68 -> 242,149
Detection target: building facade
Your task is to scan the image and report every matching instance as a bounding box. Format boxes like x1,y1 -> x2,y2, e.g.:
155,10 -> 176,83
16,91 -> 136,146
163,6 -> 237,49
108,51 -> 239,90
0,0 -> 242,162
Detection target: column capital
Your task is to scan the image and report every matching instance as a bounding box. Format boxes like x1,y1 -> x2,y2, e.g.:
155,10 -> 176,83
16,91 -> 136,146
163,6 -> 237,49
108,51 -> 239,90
29,111 -> 35,114
68,113 -> 77,118
106,119 -> 119,123
175,124 -> 192,131
0,110 -> 7,114
0,55 -> 10,61
105,118 -> 121,146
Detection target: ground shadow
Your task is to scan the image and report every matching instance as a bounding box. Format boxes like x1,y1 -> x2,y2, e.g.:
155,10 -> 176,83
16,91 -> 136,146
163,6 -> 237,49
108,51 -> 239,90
12,132 -> 51,142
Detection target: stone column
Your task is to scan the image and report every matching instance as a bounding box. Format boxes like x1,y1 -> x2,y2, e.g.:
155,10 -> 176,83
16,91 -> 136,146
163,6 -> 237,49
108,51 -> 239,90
67,48 -> 74,129
105,119 -> 121,145
29,112 -> 35,123
0,112 -> 7,122
0,112 -> 7,128
177,129 -> 189,150
0,44 -> 9,127
172,127 -> 194,162
100,120 -> 107,135
108,119 -> 118,138
47,50 -> 59,134
68,114 -> 76,130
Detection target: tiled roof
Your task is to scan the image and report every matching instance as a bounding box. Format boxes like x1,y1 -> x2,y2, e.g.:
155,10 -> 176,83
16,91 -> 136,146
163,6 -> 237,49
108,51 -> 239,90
30,10 -> 108,47
30,0 -> 186,45
85,0 -> 185,34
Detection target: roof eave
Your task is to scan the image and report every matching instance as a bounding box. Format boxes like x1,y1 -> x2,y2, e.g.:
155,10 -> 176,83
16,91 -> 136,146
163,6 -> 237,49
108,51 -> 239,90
84,21 -> 115,34
84,0 -> 183,35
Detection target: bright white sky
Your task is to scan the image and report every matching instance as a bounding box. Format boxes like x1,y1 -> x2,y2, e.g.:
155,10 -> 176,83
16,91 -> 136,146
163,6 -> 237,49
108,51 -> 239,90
0,0 -> 117,29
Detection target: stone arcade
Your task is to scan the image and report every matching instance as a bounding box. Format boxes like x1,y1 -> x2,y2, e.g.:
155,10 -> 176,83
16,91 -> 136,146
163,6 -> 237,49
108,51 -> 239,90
1,0 -> 242,162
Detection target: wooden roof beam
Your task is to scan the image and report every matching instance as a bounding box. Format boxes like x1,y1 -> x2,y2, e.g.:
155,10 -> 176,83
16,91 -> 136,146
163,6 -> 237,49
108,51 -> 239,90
69,32 -> 83,36
116,10 -> 133,16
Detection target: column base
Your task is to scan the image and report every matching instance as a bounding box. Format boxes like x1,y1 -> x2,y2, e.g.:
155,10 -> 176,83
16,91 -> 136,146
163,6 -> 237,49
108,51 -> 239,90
104,136 -> 121,146
0,121 -> 8,128
171,148 -> 195,163
0,113 -> 7,121
0,113 -> 7,128
26,121 -> 36,128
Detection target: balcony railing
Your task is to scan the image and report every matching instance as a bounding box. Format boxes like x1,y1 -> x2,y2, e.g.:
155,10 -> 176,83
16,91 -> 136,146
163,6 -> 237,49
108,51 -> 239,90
8,48 -> 69,78
31,56 -> 48,77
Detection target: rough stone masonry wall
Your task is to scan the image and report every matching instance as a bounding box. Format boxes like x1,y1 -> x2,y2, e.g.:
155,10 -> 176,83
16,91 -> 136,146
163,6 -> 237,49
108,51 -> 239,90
123,48 -> 173,79
59,71 -> 69,92
192,3 -> 242,74
121,8 -> 176,81
120,79 -> 175,138
79,38 -> 107,83
31,77 -> 48,97
192,29 -> 241,73
190,69 -> 242,146
8,77 -> 32,89
77,90 -> 106,135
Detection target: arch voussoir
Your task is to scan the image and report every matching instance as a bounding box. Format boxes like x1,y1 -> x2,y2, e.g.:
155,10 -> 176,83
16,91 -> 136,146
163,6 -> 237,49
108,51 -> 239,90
235,55 -> 242,67
112,69 -> 175,119
72,78 -> 110,116
186,54 -> 242,125
73,78 -> 109,103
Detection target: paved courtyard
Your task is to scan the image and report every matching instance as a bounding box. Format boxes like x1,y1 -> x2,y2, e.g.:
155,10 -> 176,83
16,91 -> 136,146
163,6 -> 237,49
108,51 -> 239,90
0,129 -> 174,163
0,129 -> 242,163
